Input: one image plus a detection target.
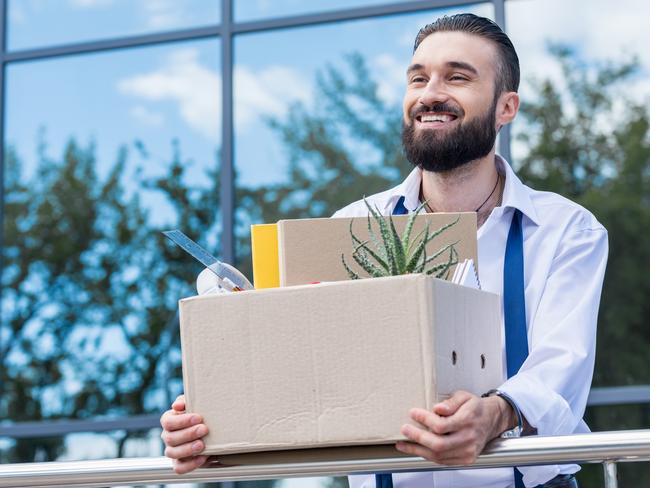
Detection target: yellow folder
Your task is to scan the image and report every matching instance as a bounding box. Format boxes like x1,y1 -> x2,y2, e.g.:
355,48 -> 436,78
251,223 -> 279,289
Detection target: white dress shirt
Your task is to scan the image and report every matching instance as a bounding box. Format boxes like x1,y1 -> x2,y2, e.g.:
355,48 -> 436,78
332,157 -> 608,488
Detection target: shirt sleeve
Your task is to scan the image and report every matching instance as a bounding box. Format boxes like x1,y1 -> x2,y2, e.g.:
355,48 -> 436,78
499,224 -> 608,437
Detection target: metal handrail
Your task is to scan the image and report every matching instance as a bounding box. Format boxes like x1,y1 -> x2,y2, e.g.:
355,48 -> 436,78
1,430 -> 650,488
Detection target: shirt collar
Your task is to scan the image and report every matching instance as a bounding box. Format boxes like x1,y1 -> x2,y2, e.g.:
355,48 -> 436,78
390,156 -> 540,226
497,155 -> 540,226
387,166 -> 423,214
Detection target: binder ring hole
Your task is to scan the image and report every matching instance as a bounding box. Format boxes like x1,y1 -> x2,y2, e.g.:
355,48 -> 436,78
480,354 -> 486,369
452,351 -> 457,365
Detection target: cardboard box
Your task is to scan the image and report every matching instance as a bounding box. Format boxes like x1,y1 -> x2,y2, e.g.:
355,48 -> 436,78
180,274 -> 502,455
276,213 -> 477,287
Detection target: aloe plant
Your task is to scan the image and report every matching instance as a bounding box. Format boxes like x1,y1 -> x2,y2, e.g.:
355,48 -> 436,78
342,199 -> 459,280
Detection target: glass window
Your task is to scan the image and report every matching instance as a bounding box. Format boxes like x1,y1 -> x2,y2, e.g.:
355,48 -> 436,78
2,38 -> 221,462
8,0 -> 220,51
232,2 -> 493,270
506,4 -> 650,479
235,0 -> 416,22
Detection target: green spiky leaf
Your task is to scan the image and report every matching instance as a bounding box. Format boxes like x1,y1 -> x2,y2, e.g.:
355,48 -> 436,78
341,253 -> 361,280
351,221 -> 389,272
344,201 -> 460,280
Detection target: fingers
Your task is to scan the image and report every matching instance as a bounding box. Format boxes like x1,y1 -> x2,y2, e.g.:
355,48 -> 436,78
165,435 -> 207,460
161,411 -> 203,432
433,390 -> 473,416
162,394 -> 209,474
409,399 -> 476,436
399,393 -> 489,466
401,423 -> 469,453
395,440 -> 441,462
399,443 -> 481,466
172,454 -> 209,475
172,394 -> 186,412
160,409 -> 209,462
397,427 -> 482,466
162,423 -> 208,448
409,408 -> 451,435
400,423 -> 441,452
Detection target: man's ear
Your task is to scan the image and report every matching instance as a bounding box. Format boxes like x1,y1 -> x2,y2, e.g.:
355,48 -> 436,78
495,91 -> 520,129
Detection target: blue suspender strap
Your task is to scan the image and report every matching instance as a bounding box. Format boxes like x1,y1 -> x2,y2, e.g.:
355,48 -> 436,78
373,198 -> 408,487
375,473 -> 394,488
504,209 -> 529,488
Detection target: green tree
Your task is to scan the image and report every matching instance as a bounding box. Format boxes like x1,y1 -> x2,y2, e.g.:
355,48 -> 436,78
1,137 -> 221,461
235,52 -> 411,270
515,44 -> 650,390
512,43 -> 650,487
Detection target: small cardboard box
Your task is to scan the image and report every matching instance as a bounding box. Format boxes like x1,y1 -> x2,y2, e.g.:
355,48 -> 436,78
180,274 -> 502,455
277,213 -> 477,287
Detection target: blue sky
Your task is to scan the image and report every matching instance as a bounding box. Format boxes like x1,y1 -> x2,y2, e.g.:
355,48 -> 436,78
5,1 -> 493,206
8,0 -> 220,50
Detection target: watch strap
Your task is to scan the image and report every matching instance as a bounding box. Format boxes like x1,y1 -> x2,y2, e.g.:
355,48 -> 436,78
482,388 -> 523,438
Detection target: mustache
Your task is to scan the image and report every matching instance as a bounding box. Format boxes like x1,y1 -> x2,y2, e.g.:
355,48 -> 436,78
410,103 -> 464,119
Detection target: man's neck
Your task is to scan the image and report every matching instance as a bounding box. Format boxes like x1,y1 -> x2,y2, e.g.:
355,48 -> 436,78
420,150 -> 499,213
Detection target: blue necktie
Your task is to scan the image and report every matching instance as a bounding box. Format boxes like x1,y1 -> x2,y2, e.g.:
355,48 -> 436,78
375,200 -> 527,488
504,209 -> 528,488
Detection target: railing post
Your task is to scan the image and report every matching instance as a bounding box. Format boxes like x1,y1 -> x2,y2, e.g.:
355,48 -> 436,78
603,461 -> 618,488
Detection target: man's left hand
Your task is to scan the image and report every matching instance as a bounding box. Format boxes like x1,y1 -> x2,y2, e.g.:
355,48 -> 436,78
395,390 -> 514,465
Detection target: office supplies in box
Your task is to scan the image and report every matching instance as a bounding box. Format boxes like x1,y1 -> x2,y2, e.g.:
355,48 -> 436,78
251,212 -> 477,288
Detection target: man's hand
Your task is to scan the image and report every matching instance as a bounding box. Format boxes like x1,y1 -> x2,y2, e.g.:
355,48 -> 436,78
160,394 -> 210,474
395,390 -> 516,465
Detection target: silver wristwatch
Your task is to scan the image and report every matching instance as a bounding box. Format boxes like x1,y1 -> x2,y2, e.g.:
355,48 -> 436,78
482,389 -> 523,438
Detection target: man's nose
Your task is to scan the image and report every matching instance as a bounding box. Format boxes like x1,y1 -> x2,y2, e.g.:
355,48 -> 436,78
418,78 -> 449,107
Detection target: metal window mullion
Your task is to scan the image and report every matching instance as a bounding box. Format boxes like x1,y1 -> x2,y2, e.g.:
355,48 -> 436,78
3,0 -> 496,65
0,414 -> 161,439
220,0 -> 234,264
3,25 -> 223,64
0,0 -> 7,405
231,0 -> 481,35
493,0 -> 512,163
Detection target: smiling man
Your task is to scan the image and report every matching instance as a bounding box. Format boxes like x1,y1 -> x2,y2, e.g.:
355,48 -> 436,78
160,13 -> 608,488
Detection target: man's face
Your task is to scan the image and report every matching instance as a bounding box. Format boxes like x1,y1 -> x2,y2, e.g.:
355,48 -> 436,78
401,31 -> 501,172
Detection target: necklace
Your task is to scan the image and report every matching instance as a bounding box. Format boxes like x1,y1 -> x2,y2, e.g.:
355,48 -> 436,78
422,172 -> 501,214
474,172 -> 501,213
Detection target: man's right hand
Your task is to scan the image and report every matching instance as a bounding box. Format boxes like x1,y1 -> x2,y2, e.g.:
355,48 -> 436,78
160,394 -> 210,474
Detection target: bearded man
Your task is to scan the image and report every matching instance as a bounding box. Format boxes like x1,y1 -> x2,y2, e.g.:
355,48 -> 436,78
160,13 -> 608,488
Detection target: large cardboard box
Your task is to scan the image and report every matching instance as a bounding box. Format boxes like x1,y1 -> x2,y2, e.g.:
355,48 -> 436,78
180,274 -> 503,455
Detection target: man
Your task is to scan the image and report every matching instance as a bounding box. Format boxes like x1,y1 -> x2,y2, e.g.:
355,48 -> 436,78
160,13 -> 608,488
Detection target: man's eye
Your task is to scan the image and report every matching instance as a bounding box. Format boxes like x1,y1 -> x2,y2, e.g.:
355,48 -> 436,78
410,76 -> 426,83
450,75 -> 468,81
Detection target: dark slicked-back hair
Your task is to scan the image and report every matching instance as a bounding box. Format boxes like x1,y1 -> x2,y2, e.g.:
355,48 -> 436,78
414,13 -> 520,95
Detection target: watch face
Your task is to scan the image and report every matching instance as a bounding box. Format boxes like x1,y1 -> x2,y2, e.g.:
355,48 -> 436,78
500,426 -> 523,438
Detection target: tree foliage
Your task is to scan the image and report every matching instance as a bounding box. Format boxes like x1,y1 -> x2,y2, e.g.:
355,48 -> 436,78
1,138 -> 220,461
513,43 -> 650,487
514,44 -> 650,389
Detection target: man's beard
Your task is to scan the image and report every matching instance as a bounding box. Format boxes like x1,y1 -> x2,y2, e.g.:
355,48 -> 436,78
401,99 -> 497,173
